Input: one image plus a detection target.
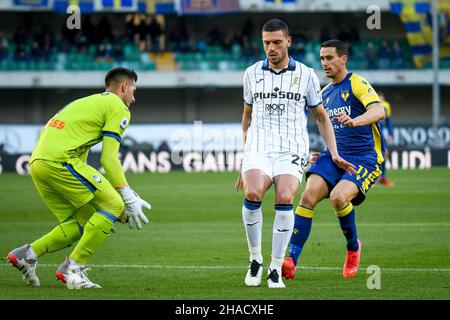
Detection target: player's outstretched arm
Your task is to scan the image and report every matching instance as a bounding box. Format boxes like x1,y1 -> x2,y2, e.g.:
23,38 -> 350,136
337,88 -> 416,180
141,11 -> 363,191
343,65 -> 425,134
100,136 -> 151,230
336,103 -> 385,127
310,105 -> 356,175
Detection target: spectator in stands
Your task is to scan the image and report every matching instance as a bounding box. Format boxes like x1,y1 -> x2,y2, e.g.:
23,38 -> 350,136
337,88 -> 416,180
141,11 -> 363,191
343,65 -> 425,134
147,17 -> 163,52
61,19 -> 76,45
124,14 -> 136,43
366,41 -> 377,69
195,38 -> 208,53
292,26 -> 311,44
168,27 -> 191,52
13,26 -> 27,47
136,14 -> 148,50
112,39 -> 125,62
222,33 -> 234,52
241,18 -> 254,40
96,41 -> 112,62
74,32 -> 89,51
229,33 -> 242,56
337,28 -> 352,43
206,26 -> 224,48
179,22 -> 192,52
320,27 -> 331,43
0,32 -> 9,62
378,40 -> 391,69
97,16 -> 113,43
391,40 -> 403,69
291,40 -> 306,61
41,27 -> 53,62
14,43 -> 28,62
348,27 -> 360,42
83,16 -> 98,45
241,34 -> 257,61
30,41 -> 42,62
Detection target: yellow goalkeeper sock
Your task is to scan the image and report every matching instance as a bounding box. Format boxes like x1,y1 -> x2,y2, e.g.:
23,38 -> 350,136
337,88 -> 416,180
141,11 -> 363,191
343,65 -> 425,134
31,218 -> 83,257
69,211 -> 114,265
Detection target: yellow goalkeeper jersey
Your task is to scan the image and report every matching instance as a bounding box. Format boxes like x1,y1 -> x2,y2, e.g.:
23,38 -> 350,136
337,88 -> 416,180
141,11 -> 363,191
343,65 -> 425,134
31,91 -> 130,163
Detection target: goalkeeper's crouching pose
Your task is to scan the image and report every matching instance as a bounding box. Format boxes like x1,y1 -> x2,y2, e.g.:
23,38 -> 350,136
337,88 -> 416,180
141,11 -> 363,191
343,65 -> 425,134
7,67 -> 151,289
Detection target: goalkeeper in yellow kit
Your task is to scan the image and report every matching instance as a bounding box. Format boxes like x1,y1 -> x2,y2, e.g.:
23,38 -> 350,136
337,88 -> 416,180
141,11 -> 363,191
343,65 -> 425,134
7,67 -> 151,289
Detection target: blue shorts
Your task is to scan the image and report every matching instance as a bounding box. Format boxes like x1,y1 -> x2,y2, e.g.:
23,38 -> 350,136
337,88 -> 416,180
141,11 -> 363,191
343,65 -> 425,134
306,150 -> 383,206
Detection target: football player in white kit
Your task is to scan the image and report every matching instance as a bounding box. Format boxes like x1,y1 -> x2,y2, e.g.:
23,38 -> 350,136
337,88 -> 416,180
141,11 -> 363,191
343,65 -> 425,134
235,19 -> 356,288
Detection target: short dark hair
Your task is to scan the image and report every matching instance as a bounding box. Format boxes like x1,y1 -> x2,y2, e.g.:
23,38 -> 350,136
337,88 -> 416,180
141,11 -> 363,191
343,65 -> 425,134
262,19 -> 289,36
105,67 -> 138,88
321,39 -> 349,57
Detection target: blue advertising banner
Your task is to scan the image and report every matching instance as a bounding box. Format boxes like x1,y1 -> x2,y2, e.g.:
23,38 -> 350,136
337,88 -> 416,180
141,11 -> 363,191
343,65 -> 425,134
100,0 -> 137,11
179,0 -> 240,15
53,0 -> 95,13
13,0 -> 49,6
137,0 -> 176,14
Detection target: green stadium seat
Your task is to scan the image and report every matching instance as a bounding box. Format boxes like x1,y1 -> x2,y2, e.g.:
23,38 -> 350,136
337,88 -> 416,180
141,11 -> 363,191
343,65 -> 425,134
140,61 -> 156,71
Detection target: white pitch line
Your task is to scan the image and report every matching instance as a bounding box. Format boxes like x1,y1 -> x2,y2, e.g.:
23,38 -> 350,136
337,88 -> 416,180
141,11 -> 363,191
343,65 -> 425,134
2,263 -> 449,272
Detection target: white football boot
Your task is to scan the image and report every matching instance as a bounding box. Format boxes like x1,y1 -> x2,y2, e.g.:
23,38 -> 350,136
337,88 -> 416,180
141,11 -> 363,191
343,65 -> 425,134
267,268 -> 285,288
7,244 -> 40,287
245,260 -> 263,287
56,258 -> 101,289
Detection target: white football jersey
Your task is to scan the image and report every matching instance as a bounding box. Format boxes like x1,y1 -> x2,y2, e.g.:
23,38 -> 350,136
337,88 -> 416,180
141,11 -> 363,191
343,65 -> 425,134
243,57 -> 322,155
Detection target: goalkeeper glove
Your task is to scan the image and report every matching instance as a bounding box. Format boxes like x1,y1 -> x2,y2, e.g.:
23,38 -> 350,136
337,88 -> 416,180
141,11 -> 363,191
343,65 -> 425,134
117,187 -> 151,230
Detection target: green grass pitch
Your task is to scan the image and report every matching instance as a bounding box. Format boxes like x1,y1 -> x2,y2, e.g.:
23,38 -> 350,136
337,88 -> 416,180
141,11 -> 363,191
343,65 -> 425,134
0,168 -> 449,300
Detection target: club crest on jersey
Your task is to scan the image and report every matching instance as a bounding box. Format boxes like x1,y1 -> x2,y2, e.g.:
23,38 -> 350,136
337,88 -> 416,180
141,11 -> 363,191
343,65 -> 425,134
120,117 -> 128,130
341,90 -> 350,102
292,77 -> 300,85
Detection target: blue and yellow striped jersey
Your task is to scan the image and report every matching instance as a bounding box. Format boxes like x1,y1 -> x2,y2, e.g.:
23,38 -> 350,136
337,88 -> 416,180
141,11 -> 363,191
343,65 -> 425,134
322,72 -> 385,164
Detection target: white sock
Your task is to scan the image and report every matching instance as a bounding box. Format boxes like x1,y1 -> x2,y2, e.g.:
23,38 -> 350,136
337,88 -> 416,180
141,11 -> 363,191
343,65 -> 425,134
67,257 -> 82,267
270,208 -> 294,271
242,204 -> 263,264
27,245 -> 38,260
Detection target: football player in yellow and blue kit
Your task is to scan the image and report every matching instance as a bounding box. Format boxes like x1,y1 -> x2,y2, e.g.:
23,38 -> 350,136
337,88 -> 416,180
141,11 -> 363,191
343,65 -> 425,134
282,40 -> 386,280
7,67 -> 152,289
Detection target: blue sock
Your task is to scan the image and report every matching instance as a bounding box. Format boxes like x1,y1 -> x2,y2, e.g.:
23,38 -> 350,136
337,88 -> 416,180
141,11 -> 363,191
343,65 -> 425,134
381,161 -> 386,178
336,203 -> 359,252
243,198 -> 262,210
289,206 -> 313,265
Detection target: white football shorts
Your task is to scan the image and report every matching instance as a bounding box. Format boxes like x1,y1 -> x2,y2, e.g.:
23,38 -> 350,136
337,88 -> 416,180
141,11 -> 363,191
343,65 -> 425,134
241,151 -> 309,180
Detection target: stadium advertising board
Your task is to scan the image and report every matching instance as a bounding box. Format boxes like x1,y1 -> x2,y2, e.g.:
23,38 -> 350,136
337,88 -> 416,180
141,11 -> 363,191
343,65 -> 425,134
178,0 -> 240,15
13,0 -> 49,6
2,148 -> 450,175
239,0 -> 390,12
1,124 -> 450,173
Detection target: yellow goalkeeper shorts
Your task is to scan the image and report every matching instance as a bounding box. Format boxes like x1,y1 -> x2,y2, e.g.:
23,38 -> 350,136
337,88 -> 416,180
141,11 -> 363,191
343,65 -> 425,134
29,158 -> 124,224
